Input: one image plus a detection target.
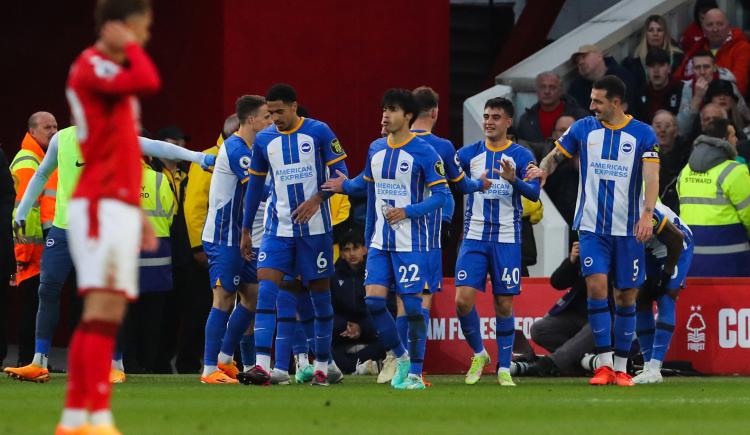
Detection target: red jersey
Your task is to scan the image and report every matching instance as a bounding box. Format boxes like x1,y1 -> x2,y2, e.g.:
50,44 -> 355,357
66,43 -> 160,206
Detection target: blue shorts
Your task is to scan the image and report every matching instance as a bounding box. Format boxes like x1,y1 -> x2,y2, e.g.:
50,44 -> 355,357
646,243 -> 694,291
579,231 -> 645,289
258,233 -> 333,282
454,239 -> 521,295
365,248 -> 429,295
426,249 -> 443,293
204,241 -> 258,292
40,226 -> 74,287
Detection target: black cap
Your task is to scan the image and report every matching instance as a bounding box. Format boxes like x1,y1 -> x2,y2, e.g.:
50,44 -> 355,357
156,125 -> 190,142
645,48 -> 670,67
705,79 -> 737,101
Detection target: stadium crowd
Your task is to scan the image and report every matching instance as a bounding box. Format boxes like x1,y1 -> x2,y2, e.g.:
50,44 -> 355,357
0,0 -> 748,393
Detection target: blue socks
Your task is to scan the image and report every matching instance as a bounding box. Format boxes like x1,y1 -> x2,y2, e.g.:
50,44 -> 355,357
588,297 -> 612,354
365,296 -> 405,357
294,291 -> 315,357
496,315 -> 515,370
203,308 -> 230,366
240,334 -> 255,367
274,290 -> 298,372
458,306 -> 485,354
35,280 -> 63,356
402,295 -> 426,376
396,316 -> 408,349
614,304 -> 636,359
254,280 -> 279,366
310,290 -> 334,365
219,304 -> 254,362
636,308 -> 656,362
653,294 -> 676,362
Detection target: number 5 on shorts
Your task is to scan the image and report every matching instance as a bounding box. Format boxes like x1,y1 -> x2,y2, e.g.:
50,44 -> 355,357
632,259 -> 639,279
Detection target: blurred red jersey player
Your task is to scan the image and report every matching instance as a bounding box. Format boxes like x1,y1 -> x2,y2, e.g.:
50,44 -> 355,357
57,1 -> 160,434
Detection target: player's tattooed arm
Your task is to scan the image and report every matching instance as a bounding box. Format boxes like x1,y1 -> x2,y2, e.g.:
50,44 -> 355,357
527,148 -> 566,187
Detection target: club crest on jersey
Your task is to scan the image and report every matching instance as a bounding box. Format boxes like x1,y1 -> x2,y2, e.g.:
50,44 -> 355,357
299,142 -> 312,154
435,160 -> 446,176
239,156 -> 251,169
621,141 -> 634,154
331,138 -> 344,155
399,161 -> 411,173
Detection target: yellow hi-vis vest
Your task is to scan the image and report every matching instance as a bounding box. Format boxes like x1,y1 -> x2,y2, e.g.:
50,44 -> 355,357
141,166 -> 175,238
677,159 -> 750,236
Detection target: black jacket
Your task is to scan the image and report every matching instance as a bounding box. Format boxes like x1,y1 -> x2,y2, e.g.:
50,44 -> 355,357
516,95 -> 589,145
568,57 -> 637,112
547,257 -> 587,317
633,80 -> 684,123
331,257 -> 377,338
0,149 -> 16,279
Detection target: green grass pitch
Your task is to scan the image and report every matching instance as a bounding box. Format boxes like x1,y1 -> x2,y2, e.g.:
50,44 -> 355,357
2,375 -> 749,434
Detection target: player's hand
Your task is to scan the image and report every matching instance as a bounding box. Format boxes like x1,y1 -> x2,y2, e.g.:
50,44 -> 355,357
440,220 -> 452,247
657,268 -> 673,295
525,165 -> 548,186
291,194 -> 322,224
341,322 -> 361,340
12,219 -> 27,244
569,241 -> 580,263
493,159 -> 516,183
200,154 -> 216,170
477,169 -> 492,191
635,211 -> 654,242
385,207 -> 407,225
240,229 -> 254,262
100,21 -> 137,51
193,250 -> 209,268
140,214 -> 159,253
321,170 -> 347,193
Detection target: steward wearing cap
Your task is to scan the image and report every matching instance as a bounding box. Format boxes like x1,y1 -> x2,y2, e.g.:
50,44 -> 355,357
677,118 -> 750,276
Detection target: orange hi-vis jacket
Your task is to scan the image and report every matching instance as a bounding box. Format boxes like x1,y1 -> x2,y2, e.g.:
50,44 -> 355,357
11,133 -> 58,283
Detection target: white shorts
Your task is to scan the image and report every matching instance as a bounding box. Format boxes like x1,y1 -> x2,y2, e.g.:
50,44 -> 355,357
68,198 -> 141,300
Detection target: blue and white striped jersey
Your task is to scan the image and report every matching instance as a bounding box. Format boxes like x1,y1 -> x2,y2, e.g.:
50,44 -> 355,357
556,115 -> 659,237
249,117 -> 346,237
457,140 -> 537,244
202,134 -> 266,247
647,202 -> 693,259
364,134 -> 448,252
412,130 -> 462,249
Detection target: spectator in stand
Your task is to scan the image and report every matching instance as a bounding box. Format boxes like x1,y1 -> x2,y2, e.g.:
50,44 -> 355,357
633,48 -> 684,123
330,229 -> 391,375
624,15 -> 684,89
652,110 -> 690,213
704,79 -> 750,137
0,147 -> 16,365
676,51 -> 744,137
178,114 -> 239,373
677,8 -> 750,95
683,102 -> 729,146
568,44 -> 637,111
516,71 -> 587,159
677,118 -> 750,277
679,0 -> 718,52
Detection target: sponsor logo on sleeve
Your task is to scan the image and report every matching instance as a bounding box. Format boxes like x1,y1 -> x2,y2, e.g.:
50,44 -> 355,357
434,160 -> 446,177
331,138 -> 344,155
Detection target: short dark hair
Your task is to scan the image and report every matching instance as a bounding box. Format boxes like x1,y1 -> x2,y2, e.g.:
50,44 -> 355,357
266,83 -> 297,104
484,97 -> 514,118
381,89 -> 419,126
413,86 -> 439,116
645,48 -> 670,66
235,95 -> 266,124
95,0 -> 151,32
704,117 -> 732,139
692,49 -> 715,62
338,228 -> 365,249
592,75 -> 627,103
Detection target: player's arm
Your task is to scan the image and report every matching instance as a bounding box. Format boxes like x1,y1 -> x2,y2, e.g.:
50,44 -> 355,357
495,158 -> 541,201
532,122 -> 579,185
79,42 -> 160,95
402,182 -> 449,220
240,146 -> 269,259
636,160 -> 660,242
657,220 -> 684,280
14,133 -> 60,230
139,137 -> 216,169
